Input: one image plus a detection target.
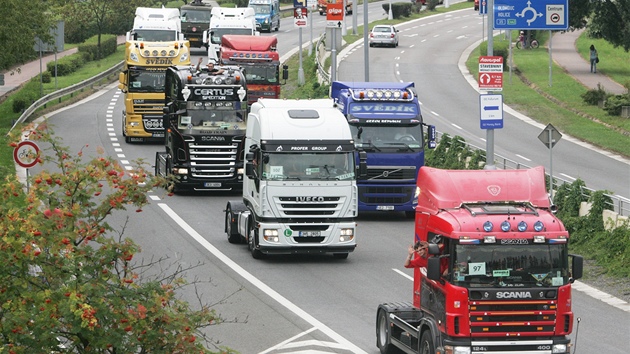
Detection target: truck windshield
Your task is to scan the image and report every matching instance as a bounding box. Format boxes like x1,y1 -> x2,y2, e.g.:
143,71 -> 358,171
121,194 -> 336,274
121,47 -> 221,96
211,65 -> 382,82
250,4 -> 271,14
134,29 -> 177,42
351,125 -> 423,152
178,102 -> 246,131
244,65 -> 279,84
181,9 -> 211,23
211,28 -> 255,44
262,153 -> 355,181
451,244 -> 570,288
128,69 -> 166,93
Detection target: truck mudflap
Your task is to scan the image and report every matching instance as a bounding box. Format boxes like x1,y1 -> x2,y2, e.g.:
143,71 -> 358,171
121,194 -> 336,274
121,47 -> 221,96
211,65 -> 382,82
155,151 -> 169,178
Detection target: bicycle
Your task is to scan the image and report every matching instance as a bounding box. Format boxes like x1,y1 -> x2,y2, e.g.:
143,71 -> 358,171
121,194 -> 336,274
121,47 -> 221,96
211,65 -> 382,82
516,38 -> 539,49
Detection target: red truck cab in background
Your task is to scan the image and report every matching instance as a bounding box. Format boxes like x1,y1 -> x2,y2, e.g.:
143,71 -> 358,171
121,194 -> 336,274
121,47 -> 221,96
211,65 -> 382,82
219,35 -> 287,107
376,166 -> 584,354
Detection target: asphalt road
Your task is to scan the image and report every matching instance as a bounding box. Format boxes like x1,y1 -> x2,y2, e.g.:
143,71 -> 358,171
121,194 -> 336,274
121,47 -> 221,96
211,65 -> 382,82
33,4 -> 630,353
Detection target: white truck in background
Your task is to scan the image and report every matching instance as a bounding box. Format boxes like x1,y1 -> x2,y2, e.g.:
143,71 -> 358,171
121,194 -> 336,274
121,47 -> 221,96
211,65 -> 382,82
127,7 -> 185,42
225,99 -> 366,259
204,7 -> 257,63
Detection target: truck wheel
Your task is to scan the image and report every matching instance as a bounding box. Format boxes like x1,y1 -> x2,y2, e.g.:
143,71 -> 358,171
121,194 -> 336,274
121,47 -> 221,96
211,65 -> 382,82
247,221 -> 264,259
377,308 -> 399,354
419,330 -> 434,354
225,207 -> 242,244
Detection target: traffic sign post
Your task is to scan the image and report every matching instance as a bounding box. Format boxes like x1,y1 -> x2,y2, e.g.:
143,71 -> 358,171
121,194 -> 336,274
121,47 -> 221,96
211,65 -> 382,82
538,123 -> 562,200
13,140 -> 40,193
479,94 -> 504,129
493,0 -> 568,30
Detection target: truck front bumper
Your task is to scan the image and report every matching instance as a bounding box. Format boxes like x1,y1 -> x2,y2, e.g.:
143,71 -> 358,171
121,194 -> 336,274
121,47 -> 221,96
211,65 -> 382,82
255,221 -> 357,255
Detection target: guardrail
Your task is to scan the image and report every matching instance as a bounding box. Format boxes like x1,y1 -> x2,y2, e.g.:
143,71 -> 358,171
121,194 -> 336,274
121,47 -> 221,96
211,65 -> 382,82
8,61 -> 125,135
316,33 -> 331,83
436,132 -> 630,217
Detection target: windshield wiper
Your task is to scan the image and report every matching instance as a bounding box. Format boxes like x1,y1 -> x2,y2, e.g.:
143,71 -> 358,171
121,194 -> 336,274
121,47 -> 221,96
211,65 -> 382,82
359,142 -> 381,152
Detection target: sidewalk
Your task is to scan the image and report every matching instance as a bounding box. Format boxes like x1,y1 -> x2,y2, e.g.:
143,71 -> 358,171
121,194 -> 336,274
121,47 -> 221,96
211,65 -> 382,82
0,36 -> 126,100
551,29 -> 627,95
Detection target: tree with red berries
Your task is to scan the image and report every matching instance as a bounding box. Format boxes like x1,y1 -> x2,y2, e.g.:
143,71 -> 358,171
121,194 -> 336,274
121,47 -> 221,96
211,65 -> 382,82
1,123 -> 235,353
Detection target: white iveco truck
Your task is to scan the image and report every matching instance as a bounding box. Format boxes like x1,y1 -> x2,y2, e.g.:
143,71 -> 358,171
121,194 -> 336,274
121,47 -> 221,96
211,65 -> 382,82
224,99 -> 365,259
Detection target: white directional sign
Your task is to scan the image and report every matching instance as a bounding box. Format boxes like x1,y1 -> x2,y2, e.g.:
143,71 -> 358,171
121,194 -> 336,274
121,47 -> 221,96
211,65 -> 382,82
479,94 -> 504,129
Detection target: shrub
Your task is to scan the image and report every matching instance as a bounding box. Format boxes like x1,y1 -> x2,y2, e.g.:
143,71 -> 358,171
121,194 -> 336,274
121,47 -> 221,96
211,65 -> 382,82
78,34 -> 117,60
581,83 -> 609,106
382,3 -> 414,18
604,94 -> 630,116
41,71 -> 52,84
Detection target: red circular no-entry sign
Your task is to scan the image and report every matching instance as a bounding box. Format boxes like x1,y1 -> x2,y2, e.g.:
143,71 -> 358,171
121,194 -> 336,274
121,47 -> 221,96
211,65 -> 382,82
13,140 -> 40,168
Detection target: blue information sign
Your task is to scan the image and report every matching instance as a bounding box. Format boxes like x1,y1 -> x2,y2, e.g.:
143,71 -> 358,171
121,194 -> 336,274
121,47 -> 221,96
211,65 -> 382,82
493,0 -> 568,30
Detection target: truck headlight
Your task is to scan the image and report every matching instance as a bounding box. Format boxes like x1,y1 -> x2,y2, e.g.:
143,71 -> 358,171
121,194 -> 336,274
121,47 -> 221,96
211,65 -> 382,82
444,345 -> 470,354
173,168 -> 188,175
552,344 -> 567,353
263,229 -> 279,243
340,228 -> 354,242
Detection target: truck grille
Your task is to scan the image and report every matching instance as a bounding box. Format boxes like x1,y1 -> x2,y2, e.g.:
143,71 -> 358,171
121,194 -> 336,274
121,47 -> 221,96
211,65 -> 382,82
469,300 -> 557,337
358,186 -> 415,204
365,166 -> 417,181
188,142 -> 240,179
133,99 -> 163,115
276,196 -> 344,217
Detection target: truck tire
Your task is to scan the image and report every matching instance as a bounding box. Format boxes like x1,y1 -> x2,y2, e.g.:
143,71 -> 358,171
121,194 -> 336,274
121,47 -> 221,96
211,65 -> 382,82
247,220 -> 264,259
419,330 -> 434,354
225,206 -> 242,244
377,308 -> 400,354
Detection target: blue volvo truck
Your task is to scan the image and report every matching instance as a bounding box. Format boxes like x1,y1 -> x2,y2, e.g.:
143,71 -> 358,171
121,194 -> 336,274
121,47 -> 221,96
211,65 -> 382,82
330,81 -> 435,217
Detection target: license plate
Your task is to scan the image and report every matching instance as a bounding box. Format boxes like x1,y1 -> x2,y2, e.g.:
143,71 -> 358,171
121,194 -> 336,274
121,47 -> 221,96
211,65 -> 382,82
204,182 -> 221,188
152,133 -> 164,138
298,231 -> 321,237
376,205 -> 395,211
189,38 -> 199,41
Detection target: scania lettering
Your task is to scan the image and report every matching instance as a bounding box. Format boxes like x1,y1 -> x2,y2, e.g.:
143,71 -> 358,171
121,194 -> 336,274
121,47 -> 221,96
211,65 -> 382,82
155,65 -> 248,192
224,99 -> 366,259
119,7 -> 190,143
330,81 -> 435,216
219,35 -> 288,106
376,167 -> 584,354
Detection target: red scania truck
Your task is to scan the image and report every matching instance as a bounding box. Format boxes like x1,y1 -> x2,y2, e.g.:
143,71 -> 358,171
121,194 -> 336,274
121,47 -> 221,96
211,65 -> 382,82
376,166 -> 584,354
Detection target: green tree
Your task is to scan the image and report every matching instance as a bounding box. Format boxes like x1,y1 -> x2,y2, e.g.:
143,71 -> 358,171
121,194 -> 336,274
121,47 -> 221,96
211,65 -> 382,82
0,0 -> 55,71
589,0 -> 630,52
568,0 -> 592,30
1,123 -> 233,353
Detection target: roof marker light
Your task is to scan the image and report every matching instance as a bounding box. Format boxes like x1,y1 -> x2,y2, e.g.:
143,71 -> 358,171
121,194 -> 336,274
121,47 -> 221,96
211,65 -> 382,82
501,221 -> 511,232
534,221 -> 544,232
518,221 -> 527,232
483,221 -> 493,232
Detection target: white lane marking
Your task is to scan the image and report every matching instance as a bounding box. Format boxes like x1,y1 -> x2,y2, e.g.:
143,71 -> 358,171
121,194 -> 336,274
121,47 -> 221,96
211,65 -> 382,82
158,203 -> 368,354
560,173 -> 576,181
515,154 -> 531,161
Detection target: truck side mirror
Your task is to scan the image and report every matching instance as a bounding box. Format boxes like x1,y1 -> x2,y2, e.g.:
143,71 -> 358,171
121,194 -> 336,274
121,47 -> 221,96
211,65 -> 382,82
118,72 -> 127,92
570,254 -> 583,281
202,30 -> 208,44
426,124 -> 436,149
245,162 -> 255,179
282,65 -> 289,83
358,151 -> 367,178
427,257 -> 441,281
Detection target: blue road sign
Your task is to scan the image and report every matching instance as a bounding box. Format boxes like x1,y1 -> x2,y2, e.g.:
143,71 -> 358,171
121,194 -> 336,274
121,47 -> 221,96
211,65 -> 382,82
480,94 -> 504,129
493,0 -> 568,30
480,1 -> 487,15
